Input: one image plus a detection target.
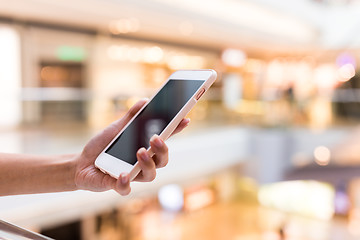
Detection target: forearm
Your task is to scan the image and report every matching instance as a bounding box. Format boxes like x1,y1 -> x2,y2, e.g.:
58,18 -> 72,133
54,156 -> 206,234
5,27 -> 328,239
0,153 -> 78,196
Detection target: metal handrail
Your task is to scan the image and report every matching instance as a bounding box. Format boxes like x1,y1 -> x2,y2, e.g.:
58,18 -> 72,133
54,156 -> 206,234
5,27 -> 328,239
0,219 -> 53,240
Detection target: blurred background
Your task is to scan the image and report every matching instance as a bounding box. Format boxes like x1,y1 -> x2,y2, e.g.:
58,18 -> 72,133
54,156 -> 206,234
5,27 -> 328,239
1,0 -> 360,239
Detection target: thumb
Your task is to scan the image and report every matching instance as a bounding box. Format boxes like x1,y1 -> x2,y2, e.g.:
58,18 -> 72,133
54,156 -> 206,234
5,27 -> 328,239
83,99 -> 148,155
110,98 -> 148,133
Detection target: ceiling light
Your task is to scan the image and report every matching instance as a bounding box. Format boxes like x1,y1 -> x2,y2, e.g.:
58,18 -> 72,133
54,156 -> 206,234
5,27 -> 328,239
109,18 -> 140,34
314,146 -> 331,166
221,48 -> 247,67
143,46 -> 164,63
338,63 -> 355,82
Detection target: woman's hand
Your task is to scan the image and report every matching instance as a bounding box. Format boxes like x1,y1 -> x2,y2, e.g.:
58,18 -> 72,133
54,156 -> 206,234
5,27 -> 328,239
73,99 -> 189,196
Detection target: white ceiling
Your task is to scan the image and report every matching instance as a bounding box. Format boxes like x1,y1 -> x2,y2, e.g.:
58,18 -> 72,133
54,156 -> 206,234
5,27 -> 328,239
0,0 -> 360,55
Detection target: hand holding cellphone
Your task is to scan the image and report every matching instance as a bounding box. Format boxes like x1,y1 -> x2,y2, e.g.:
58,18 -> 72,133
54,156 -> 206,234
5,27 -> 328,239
95,69 -> 217,180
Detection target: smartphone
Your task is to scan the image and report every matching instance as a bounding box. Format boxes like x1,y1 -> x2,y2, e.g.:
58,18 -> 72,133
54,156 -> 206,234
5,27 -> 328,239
95,69 -> 217,180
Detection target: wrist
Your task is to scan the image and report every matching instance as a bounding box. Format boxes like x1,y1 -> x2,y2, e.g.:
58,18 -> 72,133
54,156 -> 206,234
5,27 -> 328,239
58,154 -> 78,191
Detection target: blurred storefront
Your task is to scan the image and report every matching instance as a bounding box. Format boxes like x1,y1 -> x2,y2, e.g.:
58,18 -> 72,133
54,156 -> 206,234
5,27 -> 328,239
1,19 -> 360,130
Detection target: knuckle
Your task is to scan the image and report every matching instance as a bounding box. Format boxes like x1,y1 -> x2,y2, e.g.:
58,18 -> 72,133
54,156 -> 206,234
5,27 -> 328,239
154,144 -> 168,155
124,105 -> 140,122
157,157 -> 168,168
127,100 -> 146,118
128,106 -> 138,117
146,171 -> 156,182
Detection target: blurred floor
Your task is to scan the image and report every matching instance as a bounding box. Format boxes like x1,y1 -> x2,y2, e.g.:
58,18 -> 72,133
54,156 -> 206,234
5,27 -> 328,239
124,201 -> 356,240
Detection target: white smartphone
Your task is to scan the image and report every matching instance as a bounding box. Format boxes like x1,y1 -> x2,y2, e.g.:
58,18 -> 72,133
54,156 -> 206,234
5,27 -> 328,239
95,69 -> 217,180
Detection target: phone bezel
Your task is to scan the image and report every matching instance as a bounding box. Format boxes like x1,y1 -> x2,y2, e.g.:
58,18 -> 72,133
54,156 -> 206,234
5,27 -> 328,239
95,69 -> 217,180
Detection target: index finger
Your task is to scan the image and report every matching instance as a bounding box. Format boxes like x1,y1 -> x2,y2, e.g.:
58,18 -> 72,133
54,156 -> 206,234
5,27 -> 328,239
170,118 -> 190,137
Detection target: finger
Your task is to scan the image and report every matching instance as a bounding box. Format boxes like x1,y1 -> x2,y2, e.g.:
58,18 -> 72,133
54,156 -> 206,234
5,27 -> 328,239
150,135 -> 168,168
101,174 -> 117,191
170,118 -> 190,137
114,173 -> 131,196
83,99 -> 148,155
111,98 -> 148,133
136,148 -> 156,182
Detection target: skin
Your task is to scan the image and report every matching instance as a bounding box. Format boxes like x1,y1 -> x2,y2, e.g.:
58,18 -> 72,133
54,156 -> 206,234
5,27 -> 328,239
0,99 -> 189,196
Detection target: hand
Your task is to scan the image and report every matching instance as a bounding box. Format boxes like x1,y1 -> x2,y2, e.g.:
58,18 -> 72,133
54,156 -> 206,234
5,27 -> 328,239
73,99 -> 189,196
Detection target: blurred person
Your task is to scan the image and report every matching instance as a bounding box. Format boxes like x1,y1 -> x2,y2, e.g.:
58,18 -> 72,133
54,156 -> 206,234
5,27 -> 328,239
0,99 -> 189,196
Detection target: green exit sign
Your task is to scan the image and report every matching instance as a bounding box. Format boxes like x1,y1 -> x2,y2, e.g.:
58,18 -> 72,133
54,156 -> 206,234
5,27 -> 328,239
56,46 -> 86,62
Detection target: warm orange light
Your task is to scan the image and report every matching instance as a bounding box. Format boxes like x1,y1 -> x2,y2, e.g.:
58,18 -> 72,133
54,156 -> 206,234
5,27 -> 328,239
185,188 -> 214,211
40,66 -> 68,82
143,46 -> 164,63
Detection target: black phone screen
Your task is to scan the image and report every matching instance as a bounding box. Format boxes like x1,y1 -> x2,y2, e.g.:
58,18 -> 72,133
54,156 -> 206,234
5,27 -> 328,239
105,79 -> 204,165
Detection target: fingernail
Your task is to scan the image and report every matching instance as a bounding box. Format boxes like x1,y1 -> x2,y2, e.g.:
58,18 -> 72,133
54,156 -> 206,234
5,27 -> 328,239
185,118 -> 191,126
140,148 -> 149,161
121,173 -> 129,184
151,135 -> 163,148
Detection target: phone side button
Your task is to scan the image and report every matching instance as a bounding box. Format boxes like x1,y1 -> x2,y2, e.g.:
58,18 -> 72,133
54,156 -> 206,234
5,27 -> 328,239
195,88 -> 206,100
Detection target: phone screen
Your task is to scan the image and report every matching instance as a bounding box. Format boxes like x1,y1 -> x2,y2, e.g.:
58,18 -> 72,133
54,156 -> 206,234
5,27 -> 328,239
105,79 -> 205,165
